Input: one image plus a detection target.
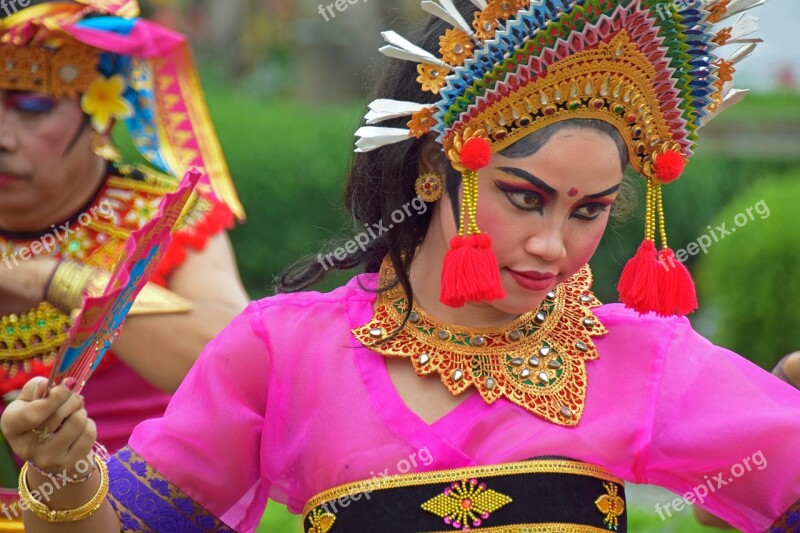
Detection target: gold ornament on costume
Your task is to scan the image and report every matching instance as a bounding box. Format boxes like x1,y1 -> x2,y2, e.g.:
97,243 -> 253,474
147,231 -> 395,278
444,31 -> 678,181
416,63 -> 449,95
352,258 -> 607,427
408,107 -> 437,138
595,481 -> 626,531
439,28 -> 474,67
415,171 -> 444,203
303,459 -> 627,532
0,302 -> 70,363
486,0 -> 529,20
472,9 -> 500,42
708,0 -> 731,24
0,41 -> 98,97
306,509 -> 336,533
446,126 -> 488,173
421,478 -> 512,529
90,131 -> 123,162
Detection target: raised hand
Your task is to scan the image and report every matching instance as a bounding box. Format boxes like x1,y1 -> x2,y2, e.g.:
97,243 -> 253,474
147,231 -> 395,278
0,377 -> 95,479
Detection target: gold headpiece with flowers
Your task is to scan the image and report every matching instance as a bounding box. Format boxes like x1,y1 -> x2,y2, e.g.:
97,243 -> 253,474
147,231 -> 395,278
355,0 -> 768,317
0,0 -> 244,220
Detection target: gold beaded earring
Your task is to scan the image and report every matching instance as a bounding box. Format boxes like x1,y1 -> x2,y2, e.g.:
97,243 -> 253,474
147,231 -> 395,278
415,171 -> 444,202
90,131 -> 122,162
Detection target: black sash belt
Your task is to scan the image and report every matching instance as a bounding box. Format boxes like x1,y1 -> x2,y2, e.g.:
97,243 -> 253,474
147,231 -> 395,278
303,458 -> 626,532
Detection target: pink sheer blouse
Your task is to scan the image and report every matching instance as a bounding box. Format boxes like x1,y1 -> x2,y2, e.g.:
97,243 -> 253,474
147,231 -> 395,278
127,272 -> 800,532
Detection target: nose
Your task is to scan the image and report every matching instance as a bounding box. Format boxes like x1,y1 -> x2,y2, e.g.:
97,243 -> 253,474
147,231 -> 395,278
523,220 -> 567,263
0,103 -> 19,152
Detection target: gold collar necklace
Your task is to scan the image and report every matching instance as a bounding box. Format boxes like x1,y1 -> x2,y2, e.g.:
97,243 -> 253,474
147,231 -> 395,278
353,258 -> 608,426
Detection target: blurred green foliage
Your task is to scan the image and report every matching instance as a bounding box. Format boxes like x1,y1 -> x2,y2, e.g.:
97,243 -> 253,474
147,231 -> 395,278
590,155 -> 797,304
697,174 -> 800,369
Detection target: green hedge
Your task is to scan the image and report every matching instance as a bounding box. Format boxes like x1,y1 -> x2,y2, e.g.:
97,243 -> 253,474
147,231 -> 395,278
589,155 -> 797,303
697,173 -> 800,369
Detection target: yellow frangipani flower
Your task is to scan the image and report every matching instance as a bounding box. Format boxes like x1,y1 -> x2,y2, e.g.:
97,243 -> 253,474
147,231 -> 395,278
81,74 -> 134,134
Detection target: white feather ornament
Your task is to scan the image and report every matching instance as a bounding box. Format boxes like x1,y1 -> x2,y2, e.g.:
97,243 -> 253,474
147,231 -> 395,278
379,31 -> 452,68
355,127 -> 412,152
365,100 -> 431,124
421,0 -> 476,39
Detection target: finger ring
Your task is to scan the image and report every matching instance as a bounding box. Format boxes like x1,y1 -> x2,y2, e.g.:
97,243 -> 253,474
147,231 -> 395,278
31,426 -> 51,443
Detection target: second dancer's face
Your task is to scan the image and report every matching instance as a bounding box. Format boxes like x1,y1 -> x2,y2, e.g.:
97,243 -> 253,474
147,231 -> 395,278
0,91 -> 95,223
436,127 -> 625,316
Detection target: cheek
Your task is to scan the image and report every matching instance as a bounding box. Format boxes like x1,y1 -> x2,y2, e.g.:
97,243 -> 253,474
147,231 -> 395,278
564,221 -> 607,267
28,121 -> 84,182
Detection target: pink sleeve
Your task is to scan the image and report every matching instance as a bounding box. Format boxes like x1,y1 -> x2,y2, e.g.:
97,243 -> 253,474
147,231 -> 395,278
643,318 -> 800,531
127,301 -> 272,532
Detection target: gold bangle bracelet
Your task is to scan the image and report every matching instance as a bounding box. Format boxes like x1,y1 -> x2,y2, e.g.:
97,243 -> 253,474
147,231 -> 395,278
18,453 -> 109,523
45,260 -> 98,313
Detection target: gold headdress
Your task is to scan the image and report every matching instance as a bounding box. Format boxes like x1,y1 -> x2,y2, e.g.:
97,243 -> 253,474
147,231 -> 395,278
356,0 -> 768,316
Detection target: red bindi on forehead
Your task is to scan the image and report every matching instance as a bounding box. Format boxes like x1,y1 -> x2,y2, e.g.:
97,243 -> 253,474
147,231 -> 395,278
568,188 -> 579,197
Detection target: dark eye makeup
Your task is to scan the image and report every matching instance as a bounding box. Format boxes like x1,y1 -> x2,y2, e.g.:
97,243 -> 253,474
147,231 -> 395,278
3,92 -> 58,114
494,179 -> 612,220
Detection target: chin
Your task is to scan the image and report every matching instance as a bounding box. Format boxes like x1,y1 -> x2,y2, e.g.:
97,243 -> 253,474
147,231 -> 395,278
493,289 -> 549,315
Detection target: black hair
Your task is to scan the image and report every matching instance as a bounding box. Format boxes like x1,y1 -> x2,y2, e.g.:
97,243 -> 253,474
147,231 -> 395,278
278,1 -> 636,311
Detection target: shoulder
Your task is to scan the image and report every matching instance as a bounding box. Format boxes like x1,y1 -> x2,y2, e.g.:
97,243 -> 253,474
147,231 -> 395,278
593,302 -> 690,333
250,274 -> 377,331
592,302 -> 715,360
106,162 -> 235,235
108,162 -> 238,282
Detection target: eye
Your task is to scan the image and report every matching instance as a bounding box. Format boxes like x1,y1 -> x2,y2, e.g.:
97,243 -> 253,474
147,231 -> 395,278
495,181 -> 544,212
505,190 -> 543,211
4,94 -> 58,115
572,202 -> 609,221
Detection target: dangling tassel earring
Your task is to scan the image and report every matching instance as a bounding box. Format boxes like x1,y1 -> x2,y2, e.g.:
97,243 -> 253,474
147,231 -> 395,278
653,182 -> 698,316
90,131 -> 122,162
440,136 -> 506,308
617,179 -> 661,314
618,148 -> 698,317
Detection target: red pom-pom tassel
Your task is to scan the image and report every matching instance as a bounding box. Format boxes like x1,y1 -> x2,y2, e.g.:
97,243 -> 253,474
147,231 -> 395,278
654,150 -> 686,184
618,241 -> 699,317
617,240 -> 661,314
440,233 -> 506,308
460,137 -> 492,171
656,248 -> 698,316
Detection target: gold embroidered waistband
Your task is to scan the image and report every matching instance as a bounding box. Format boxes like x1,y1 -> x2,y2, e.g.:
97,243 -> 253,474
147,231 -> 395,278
303,459 -> 624,520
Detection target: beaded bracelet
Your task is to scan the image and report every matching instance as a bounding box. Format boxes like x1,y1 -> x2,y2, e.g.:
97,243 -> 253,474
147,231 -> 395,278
28,442 -> 109,485
19,452 -> 109,523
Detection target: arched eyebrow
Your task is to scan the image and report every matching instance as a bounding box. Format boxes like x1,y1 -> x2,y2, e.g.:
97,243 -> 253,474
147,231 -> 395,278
498,167 -> 620,199
583,184 -> 620,199
497,167 -> 556,196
